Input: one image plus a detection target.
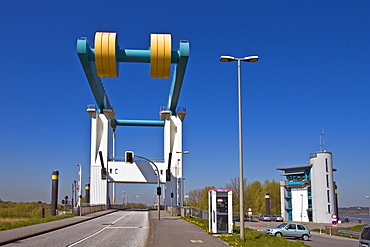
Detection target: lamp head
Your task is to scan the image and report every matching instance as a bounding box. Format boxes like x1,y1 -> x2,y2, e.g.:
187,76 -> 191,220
219,55 -> 235,62
242,56 -> 259,62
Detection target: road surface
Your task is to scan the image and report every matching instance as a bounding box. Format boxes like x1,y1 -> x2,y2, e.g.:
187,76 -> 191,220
4,210 -> 149,247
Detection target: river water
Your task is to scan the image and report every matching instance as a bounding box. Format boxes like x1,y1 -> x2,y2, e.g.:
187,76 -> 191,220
339,213 -> 370,224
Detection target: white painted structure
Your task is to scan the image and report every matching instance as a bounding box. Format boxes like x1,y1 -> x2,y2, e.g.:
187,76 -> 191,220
277,151 -> 338,223
310,152 -> 337,223
88,108 -> 186,207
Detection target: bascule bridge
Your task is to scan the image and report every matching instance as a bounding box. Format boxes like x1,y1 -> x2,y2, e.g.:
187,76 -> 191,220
77,32 -> 189,208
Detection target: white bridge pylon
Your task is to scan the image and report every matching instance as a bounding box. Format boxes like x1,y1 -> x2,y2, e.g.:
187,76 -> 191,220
88,108 -> 186,207
77,32 -> 189,208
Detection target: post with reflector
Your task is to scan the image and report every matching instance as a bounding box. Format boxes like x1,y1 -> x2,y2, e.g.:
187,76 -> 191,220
265,192 -> 270,215
86,184 -> 90,204
51,170 -> 59,216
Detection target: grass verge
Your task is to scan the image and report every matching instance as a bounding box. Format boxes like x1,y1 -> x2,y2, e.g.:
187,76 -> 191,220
181,215 -> 307,246
0,214 -> 75,231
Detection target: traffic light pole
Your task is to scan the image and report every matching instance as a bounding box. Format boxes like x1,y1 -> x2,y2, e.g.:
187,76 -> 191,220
134,154 -> 161,220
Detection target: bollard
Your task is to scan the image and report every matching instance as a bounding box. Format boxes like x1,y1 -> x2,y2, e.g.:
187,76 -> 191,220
265,192 -> 270,215
320,228 -> 322,234
51,170 -> 59,216
257,222 -> 260,231
85,183 -> 90,204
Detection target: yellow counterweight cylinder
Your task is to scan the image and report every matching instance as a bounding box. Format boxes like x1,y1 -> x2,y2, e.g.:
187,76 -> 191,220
95,32 -> 118,77
150,34 -> 171,79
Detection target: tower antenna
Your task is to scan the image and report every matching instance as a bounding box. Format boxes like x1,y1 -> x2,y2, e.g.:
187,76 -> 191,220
319,129 -> 325,152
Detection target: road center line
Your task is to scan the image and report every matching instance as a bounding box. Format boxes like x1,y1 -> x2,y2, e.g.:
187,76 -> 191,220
66,211 -> 134,247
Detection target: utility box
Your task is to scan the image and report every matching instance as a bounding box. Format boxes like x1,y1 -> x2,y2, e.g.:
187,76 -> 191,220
208,189 -> 233,234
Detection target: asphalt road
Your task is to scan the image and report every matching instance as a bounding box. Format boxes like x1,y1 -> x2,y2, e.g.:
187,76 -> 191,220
4,210 -> 149,247
304,232 -> 358,247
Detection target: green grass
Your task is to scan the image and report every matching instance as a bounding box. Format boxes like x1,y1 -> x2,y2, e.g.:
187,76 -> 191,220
181,216 -> 307,246
0,214 -> 75,231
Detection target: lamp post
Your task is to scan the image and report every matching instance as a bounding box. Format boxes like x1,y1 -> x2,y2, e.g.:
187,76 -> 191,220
220,55 -> 259,240
300,194 -> 304,223
366,195 -> 370,221
176,151 -> 189,209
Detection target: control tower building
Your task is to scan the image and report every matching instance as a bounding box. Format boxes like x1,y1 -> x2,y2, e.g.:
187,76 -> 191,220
277,151 -> 338,223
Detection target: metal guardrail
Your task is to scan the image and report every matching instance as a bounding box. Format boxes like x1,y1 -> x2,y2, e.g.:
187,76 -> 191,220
325,226 -> 361,238
338,230 -> 361,238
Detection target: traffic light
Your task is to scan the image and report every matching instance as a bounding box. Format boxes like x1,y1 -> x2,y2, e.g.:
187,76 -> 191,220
157,186 -> 161,196
166,169 -> 171,181
125,151 -> 134,163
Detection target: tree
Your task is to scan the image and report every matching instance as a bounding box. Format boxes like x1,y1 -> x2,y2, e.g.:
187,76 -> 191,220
187,188 -> 202,206
225,177 -> 247,213
246,181 -> 264,213
187,186 -> 215,210
186,179 -> 281,214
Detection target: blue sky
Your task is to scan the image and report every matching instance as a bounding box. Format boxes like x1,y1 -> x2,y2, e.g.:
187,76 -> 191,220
0,1 -> 369,207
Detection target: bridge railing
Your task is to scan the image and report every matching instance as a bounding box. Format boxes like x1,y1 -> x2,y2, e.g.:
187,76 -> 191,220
71,204 -> 106,216
183,206 -> 209,220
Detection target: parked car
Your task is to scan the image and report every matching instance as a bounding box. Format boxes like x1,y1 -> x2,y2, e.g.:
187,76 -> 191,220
359,226 -> 370,246
265,223 -> 311,241
271,215 -> 284,222
258,215 -> 271,221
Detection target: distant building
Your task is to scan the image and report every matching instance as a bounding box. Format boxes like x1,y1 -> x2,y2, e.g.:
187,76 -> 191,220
277,151 -> 338,223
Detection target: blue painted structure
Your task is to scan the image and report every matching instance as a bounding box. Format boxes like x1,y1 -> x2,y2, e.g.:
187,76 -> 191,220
76,35 -> 189,127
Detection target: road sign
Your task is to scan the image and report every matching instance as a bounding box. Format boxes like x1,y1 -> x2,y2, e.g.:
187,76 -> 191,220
332,214 -> 338,226
248,207 -> 252,215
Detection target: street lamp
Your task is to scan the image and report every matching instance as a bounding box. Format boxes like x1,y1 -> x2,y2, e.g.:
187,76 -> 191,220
220,55 -> 259,240
176,151 -> 189,209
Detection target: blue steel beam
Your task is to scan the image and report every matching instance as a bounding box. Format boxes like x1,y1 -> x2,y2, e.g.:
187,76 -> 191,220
167,41 -> 190,114
77,38 -> 113,113
77,36 -> 189,122
114,119 -> 165,127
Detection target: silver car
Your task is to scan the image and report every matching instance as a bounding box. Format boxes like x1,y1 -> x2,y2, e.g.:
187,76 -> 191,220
258,215 -> 271,221
265,223 -> 311,241
271,215 -> 284,222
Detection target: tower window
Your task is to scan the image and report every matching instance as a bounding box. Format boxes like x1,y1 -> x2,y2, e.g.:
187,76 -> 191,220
326,174 -> 330,188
